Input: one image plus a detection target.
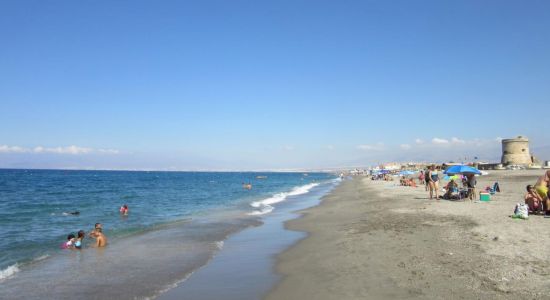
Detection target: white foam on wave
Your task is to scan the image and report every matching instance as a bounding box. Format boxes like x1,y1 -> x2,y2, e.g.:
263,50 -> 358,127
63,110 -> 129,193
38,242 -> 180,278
32,254 -> 50,263
248,183 -> 320,215
0,264 -> 20,281
247,205 -> 274,216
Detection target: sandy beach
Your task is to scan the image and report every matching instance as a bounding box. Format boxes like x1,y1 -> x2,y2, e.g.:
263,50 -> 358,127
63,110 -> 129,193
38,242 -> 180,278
265,170 -> 550,300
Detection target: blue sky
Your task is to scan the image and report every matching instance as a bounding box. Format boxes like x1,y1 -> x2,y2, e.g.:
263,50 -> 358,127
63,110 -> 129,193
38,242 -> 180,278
1,0 -> 549,170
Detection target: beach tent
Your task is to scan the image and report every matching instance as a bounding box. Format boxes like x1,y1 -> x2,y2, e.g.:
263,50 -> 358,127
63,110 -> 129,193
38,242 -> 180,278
444,165 -> 481,175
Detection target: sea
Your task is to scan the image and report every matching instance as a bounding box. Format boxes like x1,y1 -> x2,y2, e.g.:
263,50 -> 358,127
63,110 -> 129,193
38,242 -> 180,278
0,169 -> 338,299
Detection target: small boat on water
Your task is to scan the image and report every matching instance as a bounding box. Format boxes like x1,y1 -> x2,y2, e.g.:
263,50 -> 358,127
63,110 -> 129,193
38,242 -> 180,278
256,176 -> 267,179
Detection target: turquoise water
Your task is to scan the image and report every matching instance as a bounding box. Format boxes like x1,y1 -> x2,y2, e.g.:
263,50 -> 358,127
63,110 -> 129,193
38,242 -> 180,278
0,169 -> 336,298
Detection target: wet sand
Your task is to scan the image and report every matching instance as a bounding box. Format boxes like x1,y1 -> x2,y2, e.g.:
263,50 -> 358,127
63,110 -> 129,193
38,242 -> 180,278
265,170 -> 550,300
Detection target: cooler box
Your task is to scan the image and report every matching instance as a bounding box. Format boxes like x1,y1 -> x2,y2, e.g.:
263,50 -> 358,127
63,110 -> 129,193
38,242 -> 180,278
480,193 -> 490,201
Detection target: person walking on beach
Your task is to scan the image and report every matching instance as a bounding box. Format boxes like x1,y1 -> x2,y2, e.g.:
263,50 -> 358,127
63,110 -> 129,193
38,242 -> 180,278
419,170 -> 425,186
427,166 -> 440,200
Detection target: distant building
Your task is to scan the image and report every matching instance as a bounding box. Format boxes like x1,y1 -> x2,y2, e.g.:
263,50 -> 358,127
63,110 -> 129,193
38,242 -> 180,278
501,136 -> 535,166
380,163 -> 401,170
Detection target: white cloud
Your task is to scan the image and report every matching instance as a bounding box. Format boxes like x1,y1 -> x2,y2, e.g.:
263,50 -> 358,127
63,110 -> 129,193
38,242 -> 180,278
0,144 -> 118,155
495,137 -> 503,142
451,137 -> 466,144
33,146 -> 45,153
432,138 -> 450,145
282,145 -> 294,151
326,145 -> 335,151
0,145 -> 29,153
415,139 -> 424,144
43,145 -> 92,155
400,144 -> 411,150
357,142 -> 385,151
98,149 -> 120,154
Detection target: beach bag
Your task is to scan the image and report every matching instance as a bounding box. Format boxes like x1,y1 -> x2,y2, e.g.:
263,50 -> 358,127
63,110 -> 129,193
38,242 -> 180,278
513,203 -> 529,219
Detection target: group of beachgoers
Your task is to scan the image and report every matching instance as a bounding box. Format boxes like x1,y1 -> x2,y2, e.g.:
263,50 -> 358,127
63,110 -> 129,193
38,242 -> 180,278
371,174 -> 394,181
62,223 -> 107,249
399,176 -> 416,187
382,165 -> 480,201
524,170 -> 550,215
420,166 -> 478,201
62,204 -> 130,250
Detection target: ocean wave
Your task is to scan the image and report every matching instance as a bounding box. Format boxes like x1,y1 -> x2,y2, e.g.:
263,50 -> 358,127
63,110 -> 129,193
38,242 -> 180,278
247,205 -> 274,216
248,183 -> 320,215
32,254 -> 50,263
0,264 -> 20,281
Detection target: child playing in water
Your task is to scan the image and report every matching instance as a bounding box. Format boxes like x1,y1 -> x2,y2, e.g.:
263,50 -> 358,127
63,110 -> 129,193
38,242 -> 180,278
74,230 -> 85,249
119,204 -> 129,215
62,233 -> 76,249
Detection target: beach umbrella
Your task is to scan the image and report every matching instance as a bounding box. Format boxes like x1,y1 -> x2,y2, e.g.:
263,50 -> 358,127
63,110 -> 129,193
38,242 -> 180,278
444,165 -> 481,175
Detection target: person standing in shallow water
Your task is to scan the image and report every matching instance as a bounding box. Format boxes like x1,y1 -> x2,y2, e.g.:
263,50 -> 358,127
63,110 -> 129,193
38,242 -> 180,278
93,227 -> 107,247
75,230 -> 85,249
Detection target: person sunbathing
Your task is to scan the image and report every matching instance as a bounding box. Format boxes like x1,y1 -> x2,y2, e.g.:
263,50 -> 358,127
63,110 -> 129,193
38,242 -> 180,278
525,184 -> 544,214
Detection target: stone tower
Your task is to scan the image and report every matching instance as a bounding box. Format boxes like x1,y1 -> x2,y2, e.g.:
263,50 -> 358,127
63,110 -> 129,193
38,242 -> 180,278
501,136 -> 532,166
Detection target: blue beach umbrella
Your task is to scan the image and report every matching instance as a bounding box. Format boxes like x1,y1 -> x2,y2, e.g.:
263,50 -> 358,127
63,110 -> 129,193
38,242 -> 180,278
444,165 -> 481,175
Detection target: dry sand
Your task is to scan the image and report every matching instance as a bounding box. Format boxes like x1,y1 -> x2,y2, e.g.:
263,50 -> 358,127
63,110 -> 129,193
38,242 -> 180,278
265,170 -> 550,300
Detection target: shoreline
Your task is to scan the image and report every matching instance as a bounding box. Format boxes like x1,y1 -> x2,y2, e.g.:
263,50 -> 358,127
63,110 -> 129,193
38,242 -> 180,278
265,171 -> 550,299
158,180 -> 338,300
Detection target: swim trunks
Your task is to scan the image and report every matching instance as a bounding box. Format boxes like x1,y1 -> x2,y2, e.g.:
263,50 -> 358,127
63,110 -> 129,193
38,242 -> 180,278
536,185 -> 548,199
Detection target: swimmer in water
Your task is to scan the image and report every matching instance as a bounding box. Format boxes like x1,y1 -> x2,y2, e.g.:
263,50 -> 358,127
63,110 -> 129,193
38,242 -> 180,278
119,204 -> 129,215
93,227 -> 107,247
62,211 -> 80,216
62,233 -> 76,249
88,223 -> 102,238
75,230 -> 85,249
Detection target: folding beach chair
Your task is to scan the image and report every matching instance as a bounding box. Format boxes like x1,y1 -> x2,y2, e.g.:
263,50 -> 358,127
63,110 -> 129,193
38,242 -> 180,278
490,182 -> 500,194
